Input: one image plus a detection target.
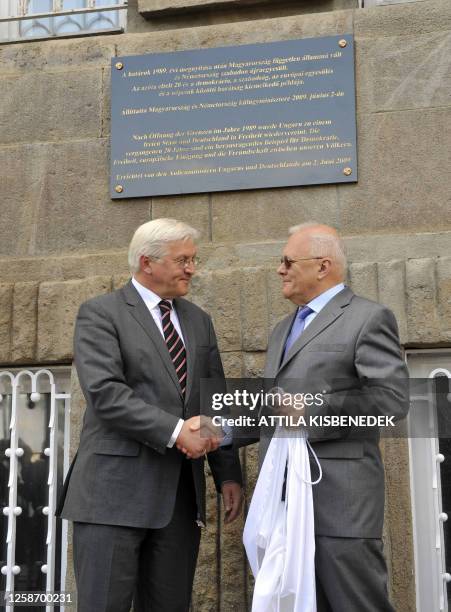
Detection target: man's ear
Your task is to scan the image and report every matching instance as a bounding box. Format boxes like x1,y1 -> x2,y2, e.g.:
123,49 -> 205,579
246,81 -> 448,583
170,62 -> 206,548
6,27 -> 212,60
318,258 -> 332,278
140,254 -> 152,274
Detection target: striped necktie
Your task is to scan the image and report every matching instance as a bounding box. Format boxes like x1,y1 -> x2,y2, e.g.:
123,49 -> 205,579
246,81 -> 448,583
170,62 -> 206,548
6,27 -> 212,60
158,300 -> 187,397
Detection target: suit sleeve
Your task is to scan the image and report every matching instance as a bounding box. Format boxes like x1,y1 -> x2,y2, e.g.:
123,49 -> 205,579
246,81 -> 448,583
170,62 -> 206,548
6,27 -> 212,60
74,299 -> 180,454
204,317 -> 243,491
306,306 -> 409,441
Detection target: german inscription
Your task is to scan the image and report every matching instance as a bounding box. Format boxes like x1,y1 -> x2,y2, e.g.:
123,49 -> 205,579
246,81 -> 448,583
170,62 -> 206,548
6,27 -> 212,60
110,36 -> 357,198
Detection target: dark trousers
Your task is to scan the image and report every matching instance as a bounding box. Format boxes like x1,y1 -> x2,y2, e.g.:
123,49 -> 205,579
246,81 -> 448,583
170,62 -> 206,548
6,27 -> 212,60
73,461 -> 201,612
315,536 -> 395,612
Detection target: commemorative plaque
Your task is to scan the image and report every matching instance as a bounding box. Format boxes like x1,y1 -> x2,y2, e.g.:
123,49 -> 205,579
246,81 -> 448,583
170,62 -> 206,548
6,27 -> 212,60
110,35 -> 357,199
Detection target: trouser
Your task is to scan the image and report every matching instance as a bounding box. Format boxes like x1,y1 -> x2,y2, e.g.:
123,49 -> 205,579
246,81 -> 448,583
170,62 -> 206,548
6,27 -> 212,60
73,461 -> 201,612
315,536 -> 395,612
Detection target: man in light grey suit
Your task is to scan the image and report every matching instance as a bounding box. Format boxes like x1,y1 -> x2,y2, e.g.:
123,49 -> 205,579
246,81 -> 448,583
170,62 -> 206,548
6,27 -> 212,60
58,218 -> 242,612
261,222 -> 409,612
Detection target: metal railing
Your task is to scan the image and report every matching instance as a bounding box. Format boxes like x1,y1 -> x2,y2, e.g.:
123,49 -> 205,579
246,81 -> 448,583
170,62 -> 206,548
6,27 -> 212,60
407,356 -> 451,612
0,1 -> 127,43
0,369 -> 71,611
0,1 -> 128,23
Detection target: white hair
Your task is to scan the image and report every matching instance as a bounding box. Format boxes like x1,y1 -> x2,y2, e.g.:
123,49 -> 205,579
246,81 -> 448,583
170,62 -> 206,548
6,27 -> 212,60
128,218 -> 200,273
288,221 -> 347,273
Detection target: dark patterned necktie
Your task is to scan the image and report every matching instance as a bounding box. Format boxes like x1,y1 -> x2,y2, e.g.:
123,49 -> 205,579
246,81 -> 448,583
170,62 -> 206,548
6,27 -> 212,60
158,300 -> 187,397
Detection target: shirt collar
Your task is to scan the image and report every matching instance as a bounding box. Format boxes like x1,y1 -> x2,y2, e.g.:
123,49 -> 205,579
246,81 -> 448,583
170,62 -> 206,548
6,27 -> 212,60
305,283 -> 345,315
131,277 -> 172,310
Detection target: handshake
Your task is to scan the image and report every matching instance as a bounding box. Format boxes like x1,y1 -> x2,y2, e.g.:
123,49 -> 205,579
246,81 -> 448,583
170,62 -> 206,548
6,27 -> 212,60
175,415 -> 224,459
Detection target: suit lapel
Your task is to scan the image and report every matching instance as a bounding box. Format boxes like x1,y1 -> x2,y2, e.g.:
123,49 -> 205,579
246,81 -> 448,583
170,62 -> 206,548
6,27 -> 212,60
173,298 -> 196,404
278,287 -> 353,374
121,281 -> 183,396
266,312 -> 297,377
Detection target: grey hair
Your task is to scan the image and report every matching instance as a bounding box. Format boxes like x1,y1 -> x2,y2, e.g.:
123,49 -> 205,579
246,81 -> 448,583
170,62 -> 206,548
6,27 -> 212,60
128,218 -> 200,273
288,221 -> 347,273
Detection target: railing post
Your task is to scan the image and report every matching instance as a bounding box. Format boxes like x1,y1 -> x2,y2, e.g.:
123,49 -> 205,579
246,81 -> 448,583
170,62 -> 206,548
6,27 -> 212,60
0,369 -> 70,609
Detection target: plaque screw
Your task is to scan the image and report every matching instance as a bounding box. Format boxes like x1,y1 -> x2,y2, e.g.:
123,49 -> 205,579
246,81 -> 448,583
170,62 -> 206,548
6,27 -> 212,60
339,39 -> 347,48
115,185 -> 124,193
115,62 -> 124,70
343,167 -> 352,176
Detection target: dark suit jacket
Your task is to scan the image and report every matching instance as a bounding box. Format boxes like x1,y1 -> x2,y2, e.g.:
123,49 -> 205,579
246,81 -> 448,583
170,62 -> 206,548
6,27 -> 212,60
261,287 -> 409,538
58,280 -> 242,528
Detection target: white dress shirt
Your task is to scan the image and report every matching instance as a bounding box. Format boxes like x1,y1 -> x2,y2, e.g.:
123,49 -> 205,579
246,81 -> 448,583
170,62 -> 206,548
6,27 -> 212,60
132,277 -> 184,447
222,284 -> 346,447
300,282 -> 345,330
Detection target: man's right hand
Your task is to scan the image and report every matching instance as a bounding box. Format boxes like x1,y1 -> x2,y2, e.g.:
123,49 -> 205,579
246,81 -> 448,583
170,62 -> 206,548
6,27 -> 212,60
176,416 -> 223,459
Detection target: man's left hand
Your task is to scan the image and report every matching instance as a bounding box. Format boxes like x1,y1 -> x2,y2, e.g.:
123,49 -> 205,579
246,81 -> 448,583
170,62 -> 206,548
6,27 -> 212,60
221,482 -> 243,524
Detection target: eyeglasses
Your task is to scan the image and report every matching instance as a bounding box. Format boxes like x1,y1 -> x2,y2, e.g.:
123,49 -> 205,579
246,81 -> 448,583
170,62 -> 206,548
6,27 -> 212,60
280,256 -> 325,269
171,256 -> 200,269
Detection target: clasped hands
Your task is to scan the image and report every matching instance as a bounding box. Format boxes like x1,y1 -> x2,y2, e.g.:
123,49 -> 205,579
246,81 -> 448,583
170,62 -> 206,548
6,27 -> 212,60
176,415 -> 223,459
176,416 -> 243,524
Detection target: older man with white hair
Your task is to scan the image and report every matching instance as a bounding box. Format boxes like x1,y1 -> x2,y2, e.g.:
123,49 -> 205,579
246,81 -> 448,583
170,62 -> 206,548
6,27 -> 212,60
244,222 -> 408,612
58,218 -> 243,612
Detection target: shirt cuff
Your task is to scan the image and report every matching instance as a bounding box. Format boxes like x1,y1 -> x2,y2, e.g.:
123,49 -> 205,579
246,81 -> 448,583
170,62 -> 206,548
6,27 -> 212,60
167,419 -> 184,448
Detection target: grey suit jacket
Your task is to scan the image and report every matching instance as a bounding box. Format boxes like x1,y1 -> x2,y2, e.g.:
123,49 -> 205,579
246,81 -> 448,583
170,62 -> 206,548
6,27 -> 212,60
261,287 -> 409,538
58,280 -> 242,528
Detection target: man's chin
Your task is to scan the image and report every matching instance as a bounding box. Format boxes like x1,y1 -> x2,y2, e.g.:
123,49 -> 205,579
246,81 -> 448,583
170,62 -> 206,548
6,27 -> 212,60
282,286 -> 292,300
177,281 -> 191,295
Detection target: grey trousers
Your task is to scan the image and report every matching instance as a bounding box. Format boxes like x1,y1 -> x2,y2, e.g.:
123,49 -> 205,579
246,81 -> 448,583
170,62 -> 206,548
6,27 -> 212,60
315,536 -> 395,612
73,461 -> 201,612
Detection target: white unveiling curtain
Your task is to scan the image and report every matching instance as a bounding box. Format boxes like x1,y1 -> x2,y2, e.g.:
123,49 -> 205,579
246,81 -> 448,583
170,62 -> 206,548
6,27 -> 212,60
243,428 -> 321,612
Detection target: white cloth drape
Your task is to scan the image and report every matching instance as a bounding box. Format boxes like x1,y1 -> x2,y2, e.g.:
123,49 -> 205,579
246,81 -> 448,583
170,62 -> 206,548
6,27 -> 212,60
243,428 -> 322,612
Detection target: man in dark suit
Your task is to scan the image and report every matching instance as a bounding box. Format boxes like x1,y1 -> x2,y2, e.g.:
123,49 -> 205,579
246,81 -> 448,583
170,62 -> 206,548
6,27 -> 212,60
58,218 -> 243,612
259,222 -> 409,612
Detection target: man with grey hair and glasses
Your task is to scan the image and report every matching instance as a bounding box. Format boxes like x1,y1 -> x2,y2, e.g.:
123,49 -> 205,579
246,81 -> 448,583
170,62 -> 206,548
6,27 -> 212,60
246,222 -> 408,611
58,218 -> 243,612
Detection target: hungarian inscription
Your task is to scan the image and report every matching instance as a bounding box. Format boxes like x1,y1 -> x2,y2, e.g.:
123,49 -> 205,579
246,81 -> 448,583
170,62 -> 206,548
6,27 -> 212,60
110,36 -> 357,198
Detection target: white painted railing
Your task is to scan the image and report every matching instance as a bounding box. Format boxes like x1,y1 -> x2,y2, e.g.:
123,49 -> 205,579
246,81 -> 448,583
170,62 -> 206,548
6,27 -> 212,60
0,369 -> 71,611
0,1 -> 127,43
430,369 -> 451,612
0,1 -> 128,22
407,353 -> 451,612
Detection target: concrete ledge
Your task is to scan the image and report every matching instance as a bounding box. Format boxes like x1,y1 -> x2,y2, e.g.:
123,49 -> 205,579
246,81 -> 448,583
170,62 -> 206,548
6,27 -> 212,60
137,0 -> 358,19
0,230 -> 450,284
138,0 -> 269,16
137,0 -> 357,17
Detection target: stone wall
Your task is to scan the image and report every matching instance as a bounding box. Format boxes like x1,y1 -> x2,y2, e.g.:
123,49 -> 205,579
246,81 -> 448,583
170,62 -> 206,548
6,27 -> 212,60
1,253 -> 450,365
1,0 -> 451,610
127,0 -> 359,33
